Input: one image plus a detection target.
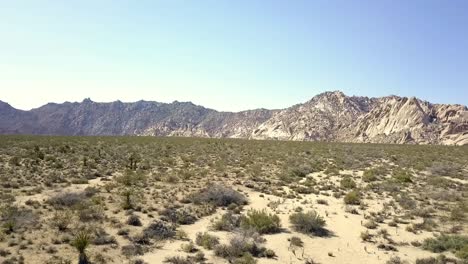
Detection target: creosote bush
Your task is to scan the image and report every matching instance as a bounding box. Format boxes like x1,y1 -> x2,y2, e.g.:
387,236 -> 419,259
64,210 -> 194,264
344,190 -> 361,205
422,235 -> 468,259
340,176 -> 356,189
289,210 -> 327,236
240,209 -> 281,234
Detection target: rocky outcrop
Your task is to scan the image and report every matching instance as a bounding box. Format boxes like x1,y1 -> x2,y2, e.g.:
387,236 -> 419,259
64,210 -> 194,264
0,91 -> 466,145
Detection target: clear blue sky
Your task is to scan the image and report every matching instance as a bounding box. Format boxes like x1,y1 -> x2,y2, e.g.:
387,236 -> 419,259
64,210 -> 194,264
1,0 -> 467,111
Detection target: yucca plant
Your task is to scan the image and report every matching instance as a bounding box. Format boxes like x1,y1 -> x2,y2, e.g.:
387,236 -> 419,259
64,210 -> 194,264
72,231 -> 91,264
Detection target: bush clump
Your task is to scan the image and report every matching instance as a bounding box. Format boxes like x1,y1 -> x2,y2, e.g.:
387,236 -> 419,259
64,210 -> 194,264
190,185 -> 247,207
416,255 -> 460,264
422,235 -> 468,259
340,177 -> 356,189
214,234 -> 275,263
127,215 -> 142,226
344,190 -> 361,205
160,207 -> 197,225
289,210 -> 327,236
48,192 -> 87,208
240,209 -> 281,234
392,169 -> 412,183
195,232 -> 220,250
212,212 -> 242,231
142,221 -> 176,241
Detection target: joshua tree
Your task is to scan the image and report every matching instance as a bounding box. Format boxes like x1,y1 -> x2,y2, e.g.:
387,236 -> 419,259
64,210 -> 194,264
128,153 -> 140,170
122,188 -> 134,210
72,231 -> 91,264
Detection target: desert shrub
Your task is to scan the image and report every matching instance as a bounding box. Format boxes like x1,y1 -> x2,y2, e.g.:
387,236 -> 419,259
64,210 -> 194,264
181,242 -> 197,253
127,215 -> 142,226
292,185 -> 314,194
411,218 -> 437,232
233,253 -> 257,264
316,199 -> 328,205
340,177 -> 356,189
360,231 -> 372,242
386,256 -> 406,264
214,234 -> 274,262
344,190 -> 361,205
160,207 -> 197,225
363,166 -> 388,181
92,228 -> 117,245
195,232 -> 220,250
190,185 -> 247,207
289,236 -> 304,256
164,256 -> 193,264
121,244 -> 146,257
240,209 -> 281,234
456,244 -> 468,260
143,221 -> 176,240
121,188 -> 137,210
396,195 -> 417,210
449,205 -> 466,222
48,192 -> 87,208
212,212 -> 242,231
289,210 -> 327,236
9,156 -> 21,166
51,210 -> 73,231
0,205 -> 37,233
422,235 -> 468,255
83,187 -> 99,197
362,170 -> 377,182
392,169 -> 412,183
291,166 -> 312,178
194,252 -> 205,262
45,256 -> 72,264
76,203 -> 104,222
363,220 -> 378,229
116,170 -> 146,187
415,255 -> 459,264
428,162 -> 462,178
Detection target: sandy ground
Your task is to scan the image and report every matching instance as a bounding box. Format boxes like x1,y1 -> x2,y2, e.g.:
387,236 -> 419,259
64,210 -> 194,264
8,170 -> 451,264
141,185 -> 438,264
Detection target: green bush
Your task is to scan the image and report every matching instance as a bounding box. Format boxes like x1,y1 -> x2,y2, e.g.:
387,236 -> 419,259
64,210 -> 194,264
241,209 -> 281,234
340,177 -> 356,189
233,253 -> 257,264
289,210 -> 327,236
392,169 -> 412,183
195,232 -> 220,250
416,255 -> 459,264
422,235 -> 468,257
344,190 -> 361,205
362,166 -> 388,182
456,244 -> 468,260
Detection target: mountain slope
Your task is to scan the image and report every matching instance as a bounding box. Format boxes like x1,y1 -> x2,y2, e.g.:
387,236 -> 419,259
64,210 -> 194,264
0,91 -> 466,145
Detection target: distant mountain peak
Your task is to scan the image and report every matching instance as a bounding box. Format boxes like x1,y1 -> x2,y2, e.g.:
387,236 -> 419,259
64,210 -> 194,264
82,98 -> 94,103
0,91 -> 466,145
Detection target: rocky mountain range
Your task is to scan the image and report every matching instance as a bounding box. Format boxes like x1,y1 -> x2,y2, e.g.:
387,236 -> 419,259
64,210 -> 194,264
1,91 -> 467,145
